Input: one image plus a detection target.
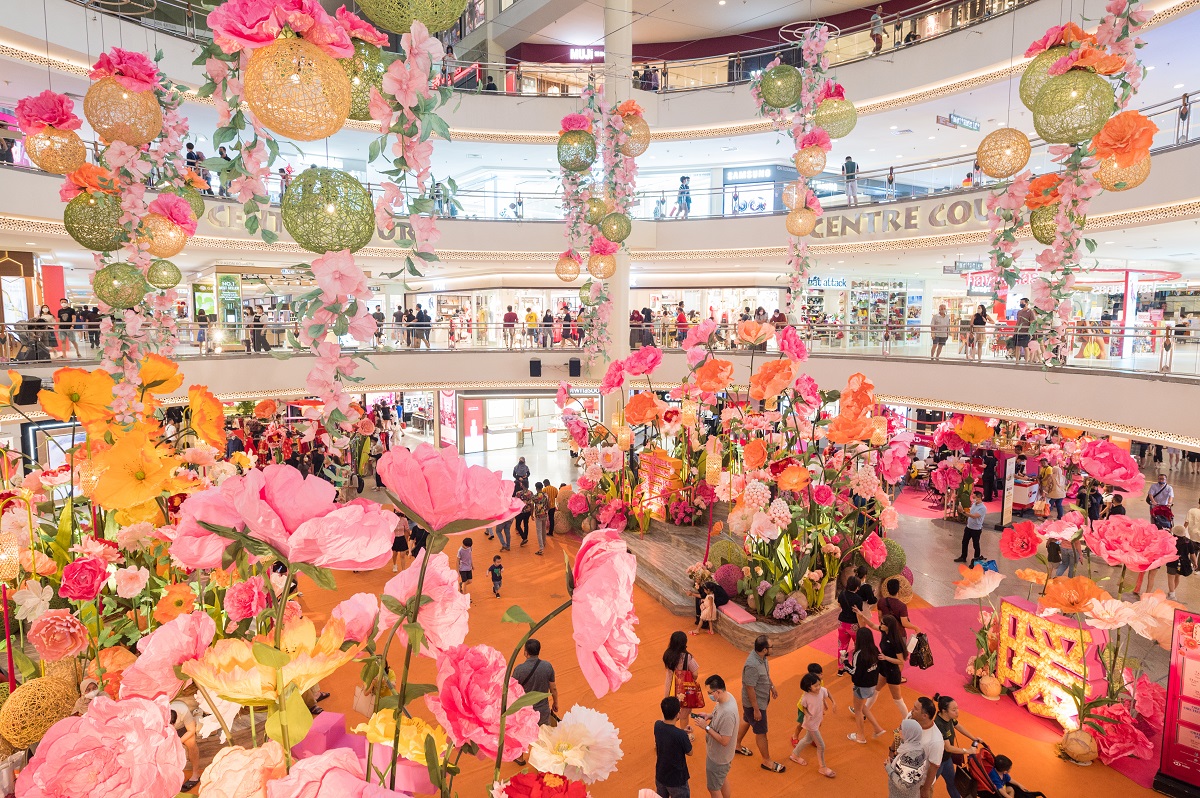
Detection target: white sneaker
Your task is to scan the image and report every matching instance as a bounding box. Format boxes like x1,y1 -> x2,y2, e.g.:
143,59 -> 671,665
1168,592 -> 1177,600
392,564 -> 398,573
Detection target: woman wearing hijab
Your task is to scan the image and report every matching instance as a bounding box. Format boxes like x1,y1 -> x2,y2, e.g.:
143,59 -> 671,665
886,719 -> 929,798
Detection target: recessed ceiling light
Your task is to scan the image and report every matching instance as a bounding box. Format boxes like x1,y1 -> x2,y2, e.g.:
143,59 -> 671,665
869,148 -> 876,152
959,144 -> 967,148
838,260 -> 844,264
25,242 -> 36,246
1174,83 -> 1185,89
1147,65 -> 1155,70
889,125 -> 898,130
928,136 -> 935,140
896,155 -> 902,158
719,0 -> 726,4
1104,241 -> 1115,245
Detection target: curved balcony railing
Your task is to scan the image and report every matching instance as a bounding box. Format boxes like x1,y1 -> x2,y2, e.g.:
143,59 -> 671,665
9,321 -> 1198,380
62,0 -> 1038,96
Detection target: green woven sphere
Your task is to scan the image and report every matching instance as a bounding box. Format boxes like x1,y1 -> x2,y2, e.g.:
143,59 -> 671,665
146,259 -> 182,290
584,197 -> 608,225
94,263 -> 149,309
709,538 -> 747,569
1028,202 -> 1085,245
281,167 -> 375,254
558,130 -> 597,173
164,185 -> 206,219
856,537 -> 907,582
1019,46 -> 1069,111
341,40 -> 388,122
1032,70 -> 1114,144
64,192 -> 123,252
598,212 -> 631,243
358,0 -> 468,34
813,98 -> 857,139
759,64 -> 803,109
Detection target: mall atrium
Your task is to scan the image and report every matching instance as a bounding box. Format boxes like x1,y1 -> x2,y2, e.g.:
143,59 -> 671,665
0,0 -> 1197,795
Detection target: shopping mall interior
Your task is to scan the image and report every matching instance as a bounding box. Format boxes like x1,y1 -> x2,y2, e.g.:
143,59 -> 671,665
0,0 -> 1198,795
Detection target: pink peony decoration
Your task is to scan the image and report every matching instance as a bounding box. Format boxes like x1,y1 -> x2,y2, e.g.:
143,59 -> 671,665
59,556 -> 109,601
814,79 -> 846,103
263,746 -> 409,797
599,358 -> 625,395
556,380 -> 571,410
776,325 -> 809,362
571,528 -> 639,698
119,611 -> 216,700
1090,703 -> 1154,765
568,492 -> 591,516
1078,440 -> 1145,493
623,346 -> 662,377
114,565 -> 150,599
798,128 -> 832,152
860,532 -> 887,569
1133,673 -> 1166,729
15,91 -> 82,136
589,236 -> 619,256
16,695 -> 186,798
560,113 -> 592,133
206,0 -> 282,54
999,520 -> 1042,560
170,488 -> 245,569
89,48 -> 160,93
424,644 -> 541,760
27,608 -> 89,662
147,193 -> 198,236
563,412 -> 589,449
331,592 -> 394,643
1084,515 -> 1177,572
198,741 -> 287,798
812,484 -> 835,506
376,443 -> 523,534
224,575 -> 269,622
311,249 -> 371,301
382,551 -> 468,656
335,5 -> 389,46
930,461 -> 964,493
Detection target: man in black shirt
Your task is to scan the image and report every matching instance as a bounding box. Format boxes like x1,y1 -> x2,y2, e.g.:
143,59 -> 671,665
654,696 -> 692,798
372,305 -> 385,348
56,299 -> 80,358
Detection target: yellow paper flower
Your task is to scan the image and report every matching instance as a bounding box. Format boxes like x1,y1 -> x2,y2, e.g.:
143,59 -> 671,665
0,371 -> 22,407
90,429 -> 181,510
230,451 -> 254,471
38,368 -> 115,424
188,384 -> 227,451
115,498 -> 167,527
139,353 -> 184,397
275,617 -> 361,697
954,414 -> 994,446
183,638 -> 276,705
353,712 -> 449,765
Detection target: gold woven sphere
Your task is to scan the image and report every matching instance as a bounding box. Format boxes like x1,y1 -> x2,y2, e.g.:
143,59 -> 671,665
813,98 -> 857,139
164,184 -> 206,219
781,180 -> 807,211
84,77 -> 163,147
146,258 -> 182,290
94,262 -> 150,309
598,212 -> 632,243
24,127 -> 87,174
555,254 -> 581,282
358,0 -> 469,33
793,146 -> 826,178
244,38 -> 351,142
976,128 -> 1032,179
1032,70 -> 1114,144
759,64 -> 803,109
785,208 -> 818,237
584,197 -> 609,225
0,677 -> 79,749
619,114 -> 650,157
587,254 -> 617,280
138,212 -> 188,258
1019,46 -> 1069,111
63,192 -> 123,252
1096,154 -> 1151,191
1028,202 -> 1084,245
341,39 -> 388,122
558,130 -> 597,173
281,167 -> 375,254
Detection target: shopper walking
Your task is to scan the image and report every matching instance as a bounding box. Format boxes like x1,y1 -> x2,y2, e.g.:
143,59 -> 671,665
842,156 -> 859,207
694,674 -> 738,798
955,490 -> 988,563
512,639 -> 558,765
1014,298 -> 1036,363
885,719 -> 929,798
735,635 -> 786,773
870,5 -> 888,53
789,672 -> 836,778
846,626 -> 887,743
930,304 -> 950,360
514,478 -> 534,546
531,480 -> 550,554
655,697 -> 694,798
934,694 -> 983,798
663,631 -> 703,726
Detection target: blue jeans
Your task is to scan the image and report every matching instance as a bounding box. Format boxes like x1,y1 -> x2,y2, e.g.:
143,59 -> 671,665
1055,547 -> 1078,577
938,755 -> 963,798
496,520 -> 512,549
655,783 -> 690,798
1049,497 -> 1064,519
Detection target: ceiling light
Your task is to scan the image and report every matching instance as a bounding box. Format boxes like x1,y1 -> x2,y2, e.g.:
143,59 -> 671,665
1146,65 -> 1155,70
1104,241 -> 1115,245
959,144 -> 967,148
889,125 -> 898,130
25,242 -> 36,246
719,0 -> 726,4
1175,83 -> 1185,89
928,136 -> 935,140
869,148 -> 876,152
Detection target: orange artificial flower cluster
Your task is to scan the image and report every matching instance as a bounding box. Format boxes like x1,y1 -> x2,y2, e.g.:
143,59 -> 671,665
693,359 -> 735,393
1024,174 -> 1063,209
737,321 -> 775,346
1071,44 -> 1126,75
253,399 -> 279,419
827,372 -> 877,445
622,391 -> 661,426
67,163 -> 119,195
616,99 -> 644,117
1091,110 -> 1159,168
748,359 -> 797,401
742,439 -> 767,470
1038,575 -> 1111,615
184,168 -> 210,190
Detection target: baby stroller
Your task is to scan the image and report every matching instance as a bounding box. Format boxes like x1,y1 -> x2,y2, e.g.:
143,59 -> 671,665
956,744 -> 1047,798
1151,504 -> 1175,530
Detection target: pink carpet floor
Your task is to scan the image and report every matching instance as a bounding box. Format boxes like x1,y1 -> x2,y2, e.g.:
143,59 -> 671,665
892,487 -> 1003,520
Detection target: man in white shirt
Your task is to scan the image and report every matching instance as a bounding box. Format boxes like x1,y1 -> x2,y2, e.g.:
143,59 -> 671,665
909,697 -> 943,798
1183,497 -> 1200,571
1147,474 -> 1174,509
930,305 -> 950,361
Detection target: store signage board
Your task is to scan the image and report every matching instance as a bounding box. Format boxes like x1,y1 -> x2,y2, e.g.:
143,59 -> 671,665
936,115 -> 957,128
946,261 -> 984,274
568,47 -> 604,61
805,275 -> 850,289
1154,609 -> 1200,797
950,113 -> 981,131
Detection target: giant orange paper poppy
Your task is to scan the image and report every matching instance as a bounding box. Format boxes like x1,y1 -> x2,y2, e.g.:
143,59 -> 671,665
737,321 -> 775,346
138,353 -> 183,397
1024,174 -> 1063,209
38,368 -> 116,425
1091,110 -> 1159,169
693,359 -> 735,393
749,359 -> 798,401
188,385 -> 227,452
622,391 -> 661,426
742,439 -> 767,470
1038,575 -> 1111,616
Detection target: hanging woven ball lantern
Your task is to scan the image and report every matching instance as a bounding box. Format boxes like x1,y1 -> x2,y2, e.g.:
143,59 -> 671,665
785,208 -> 818,237
281,167 -> 375,254
163,185 -> 206,219
619,114 -> 650,157
138,213 -> 188,258
1028,202 -> 1085,245
24,127 -> 87,174
357,0 -> 469,34
976,128 -> 1032,179
244,38 -> 352,142
93,262 -> 150,309
781,180 -> 807,211
1032,70 -> 1114,144
0,677 -> 79,749
1019,46 -> 1069,111
63,192 -> 123,252
793,146 -> 826,178
584,197 -> 609,225
558,130 -> 597,173
555,253 -> 581,282
146,258 -> 182,290
759,64 -> 803,109
598,212 -> 632,243
1095,154 -> 1150,192
588,254 -> 617,280
813,98 -> 857,139
83,76 -> 163,147
341,39 -> 388,122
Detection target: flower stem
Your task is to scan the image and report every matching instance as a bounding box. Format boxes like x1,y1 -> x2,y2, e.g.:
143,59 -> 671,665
390,545 -> 435,790
196,682 -> 234,743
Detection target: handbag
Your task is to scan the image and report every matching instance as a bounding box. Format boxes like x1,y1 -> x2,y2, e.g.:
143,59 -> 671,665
1033,499 -> 1050,518
911,633 -> 934,670
674,658 -> 705,709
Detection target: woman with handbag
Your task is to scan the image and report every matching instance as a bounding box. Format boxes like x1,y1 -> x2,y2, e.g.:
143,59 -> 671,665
663,631 -> 704,726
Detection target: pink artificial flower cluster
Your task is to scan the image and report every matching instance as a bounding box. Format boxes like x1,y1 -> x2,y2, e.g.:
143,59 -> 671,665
376,443 -> 523,533
797,128 -> 832,152
560,113 -> 593,133
572,529 -> 640,697
1083,515 -> 1177,572
89,48 -> 160,93
147,193 -> 198,236
814,80 -> 845,104
14,91 -> 82,136
334,5 -> 388,46
119,611 -> 216,700
624,345 -> 662,376
206,0 -> 354,58
589,236 -> 620,256
1078,439 -> 1145,493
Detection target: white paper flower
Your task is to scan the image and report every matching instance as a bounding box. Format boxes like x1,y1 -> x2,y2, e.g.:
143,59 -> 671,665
13,582 -> 52,622
527,705 -> 622,784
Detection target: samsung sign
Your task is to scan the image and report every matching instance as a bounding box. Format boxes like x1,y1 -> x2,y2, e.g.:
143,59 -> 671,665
722,164 -> 796,185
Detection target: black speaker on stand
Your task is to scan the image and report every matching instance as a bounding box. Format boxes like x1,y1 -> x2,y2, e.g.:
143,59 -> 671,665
529,358 -> 541,377
568,358 -> 581,377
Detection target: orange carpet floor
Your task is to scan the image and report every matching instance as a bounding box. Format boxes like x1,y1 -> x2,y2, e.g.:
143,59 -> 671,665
298,533 -> 1155,797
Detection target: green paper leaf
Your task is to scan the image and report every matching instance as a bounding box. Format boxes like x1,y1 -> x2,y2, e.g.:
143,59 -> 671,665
265,688 -> 313,749
380,594 -> 406,617
403,682 -> 438,705
294,562 -> 337,592
252,642 -> 291,669
501,605 -> 535,626
425,734 -> 445,788
403,621 -> 425,653
506,691 -> 549,714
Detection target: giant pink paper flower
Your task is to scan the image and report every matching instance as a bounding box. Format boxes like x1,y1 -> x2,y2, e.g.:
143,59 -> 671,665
147,193 -> 197,236
999,520 -> 1042,560
1084,515 -> 1177,572
15,91 -> 82,136
286,500 -> 398,570
776,325 -> 809,362
331,592 -> 396,644
375,444 -> 522,533
119,611 -> 216,700
623,345 -> 662,377
89,48 -> 160,93
860,532 -> 887,569
263,746 -> 409,798
571,528 -> 639,698
930,461 -> 964,493
335,5 -> 388,46
16,695 -> 186,798
170,488 -> 245,569
311,249 -> 370,301
382,551 -> 468,656
1091,703 -> 1153,765
589,236 -> 619,256
599,359 -> 625,395
424,644 -> 541,760
224,575 -> 269,623
28,609 -> 88,662
207,0 -> 281,54
1078,440 -> 1145,493
1134,672 -> 1166,730
59,556 -> 108,601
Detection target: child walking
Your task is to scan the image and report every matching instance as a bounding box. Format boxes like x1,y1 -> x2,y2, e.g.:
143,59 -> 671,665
488,555 -> 503,598
790,672 -> 836,778
692,585 -> 716,635
457,537 -> 473,591
791,663 -> 824,745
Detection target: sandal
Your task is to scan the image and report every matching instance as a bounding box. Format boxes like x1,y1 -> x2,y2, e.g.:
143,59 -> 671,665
181,779 -> 200,791
735,746 -> 754,757
760,762 -> 786,773
847,733 -> 867,744
789,755 -> 807,765
819,767 -> 836,778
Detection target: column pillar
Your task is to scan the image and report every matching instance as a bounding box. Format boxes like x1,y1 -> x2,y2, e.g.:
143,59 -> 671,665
483,0 -> 507,89
1120,268 -> 1138,359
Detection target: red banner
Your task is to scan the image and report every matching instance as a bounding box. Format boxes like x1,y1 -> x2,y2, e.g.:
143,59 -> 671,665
1156,609 -> 1200,794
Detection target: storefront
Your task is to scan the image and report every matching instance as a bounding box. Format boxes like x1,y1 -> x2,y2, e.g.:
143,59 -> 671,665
629,286 -> 788,320
436,389 -> 599,455
720,164 -> 798,217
